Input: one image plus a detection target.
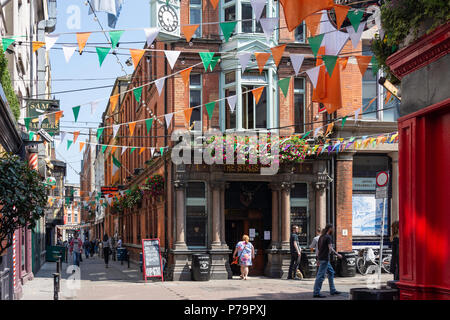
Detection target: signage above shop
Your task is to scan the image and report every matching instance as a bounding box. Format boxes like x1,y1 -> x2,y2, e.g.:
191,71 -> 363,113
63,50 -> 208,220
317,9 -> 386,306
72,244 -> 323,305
26,99 -> 60,135
353,177 -> 376,191
101,186 -> 118,196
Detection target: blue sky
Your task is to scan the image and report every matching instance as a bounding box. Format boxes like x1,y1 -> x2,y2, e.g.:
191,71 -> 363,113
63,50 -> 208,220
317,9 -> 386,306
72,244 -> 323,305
51,0 -> 150,184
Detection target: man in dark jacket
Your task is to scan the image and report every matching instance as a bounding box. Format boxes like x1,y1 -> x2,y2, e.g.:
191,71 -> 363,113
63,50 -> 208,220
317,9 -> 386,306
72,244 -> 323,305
287,225 -> 302,280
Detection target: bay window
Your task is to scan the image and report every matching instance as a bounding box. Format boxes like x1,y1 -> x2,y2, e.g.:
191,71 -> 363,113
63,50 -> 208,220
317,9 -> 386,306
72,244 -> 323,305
242,71 -> 268,130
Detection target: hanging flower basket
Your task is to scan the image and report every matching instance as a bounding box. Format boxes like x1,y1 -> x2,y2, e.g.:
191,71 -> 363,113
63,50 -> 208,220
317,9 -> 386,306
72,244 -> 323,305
142,174 -> 165,199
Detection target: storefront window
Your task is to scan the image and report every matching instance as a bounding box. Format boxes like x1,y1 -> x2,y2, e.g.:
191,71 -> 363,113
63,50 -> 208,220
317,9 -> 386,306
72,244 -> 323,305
186,182 -> 207,247
290,183 -> 308,245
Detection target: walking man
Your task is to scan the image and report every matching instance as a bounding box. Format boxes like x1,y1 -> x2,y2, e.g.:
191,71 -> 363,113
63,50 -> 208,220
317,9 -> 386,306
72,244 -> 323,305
69,232 -> 83,267
287,225 -> 302,280
313,224 -> 342,298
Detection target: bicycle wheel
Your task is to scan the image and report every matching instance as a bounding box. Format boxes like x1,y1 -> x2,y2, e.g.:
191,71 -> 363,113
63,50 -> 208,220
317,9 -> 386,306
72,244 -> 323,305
356,257 -> 367,275
382,256 -> 391,273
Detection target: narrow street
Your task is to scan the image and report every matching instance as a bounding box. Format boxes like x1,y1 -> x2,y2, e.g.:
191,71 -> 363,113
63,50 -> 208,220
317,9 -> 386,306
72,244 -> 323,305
21,254 -> 392,300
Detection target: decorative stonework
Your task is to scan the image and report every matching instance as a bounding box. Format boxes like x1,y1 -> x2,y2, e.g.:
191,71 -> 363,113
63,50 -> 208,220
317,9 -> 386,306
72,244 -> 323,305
386,22 -> 450,80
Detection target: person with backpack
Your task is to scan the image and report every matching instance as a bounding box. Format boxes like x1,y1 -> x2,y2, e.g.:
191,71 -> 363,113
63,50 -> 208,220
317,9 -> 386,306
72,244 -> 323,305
69,233 -> 83,267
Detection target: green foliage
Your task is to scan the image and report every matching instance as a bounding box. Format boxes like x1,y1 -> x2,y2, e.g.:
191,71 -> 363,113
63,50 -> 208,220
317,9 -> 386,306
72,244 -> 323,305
125,184 -> 143,207
143,175 -> 165,198
371,34 -> 400,84
279,136 -> 308,163
0,47 -> 20,120
0,153 -> 48,255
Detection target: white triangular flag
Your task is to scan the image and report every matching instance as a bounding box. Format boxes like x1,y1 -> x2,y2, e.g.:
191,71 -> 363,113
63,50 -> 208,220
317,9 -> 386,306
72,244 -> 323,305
112,124 -> 120,138
144,28 -> 159,47
259,18 -> 278,42
155,77 -> 165,96
60,132 -> 66,142
238,52 -> 252,74
165,113 -> 173,128
164,50 -> 180,69
314,126 -> 321,137
354,108 -> 361,120
227,95 -> 237,113
90,101 -> 99,115
54,138 -> 61,150
38,115 -> 45,128
320,10 -> 349,56
289,54 -> 304,76
89,191 -> 93,197
306,65 -> 321,88
62,45 -> 77,63
150,148 -> 155,157
121,146 -> 127,155
346,21 -> 366,49
250,0 -> 266,22
106,197 -> 112,205
45,34 -> 59,51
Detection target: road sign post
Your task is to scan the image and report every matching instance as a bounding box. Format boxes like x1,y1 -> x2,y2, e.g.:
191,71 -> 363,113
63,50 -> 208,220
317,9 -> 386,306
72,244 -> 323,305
375,171 -> 389,288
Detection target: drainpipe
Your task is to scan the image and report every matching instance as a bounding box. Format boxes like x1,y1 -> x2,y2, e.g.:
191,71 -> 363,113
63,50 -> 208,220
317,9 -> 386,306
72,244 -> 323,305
37,0 -> 57,99
163,43 -> 169,259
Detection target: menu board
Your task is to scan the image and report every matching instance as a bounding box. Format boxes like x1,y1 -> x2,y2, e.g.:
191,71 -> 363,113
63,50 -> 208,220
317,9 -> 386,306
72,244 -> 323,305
141,239 -> 163,281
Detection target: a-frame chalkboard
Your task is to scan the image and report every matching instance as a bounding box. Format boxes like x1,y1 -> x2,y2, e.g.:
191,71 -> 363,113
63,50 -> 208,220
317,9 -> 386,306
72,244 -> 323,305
141,238 -> 164,282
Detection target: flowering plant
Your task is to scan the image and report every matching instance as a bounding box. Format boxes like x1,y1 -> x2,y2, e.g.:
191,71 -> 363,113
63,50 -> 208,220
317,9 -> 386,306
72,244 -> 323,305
143,174 -> 165,198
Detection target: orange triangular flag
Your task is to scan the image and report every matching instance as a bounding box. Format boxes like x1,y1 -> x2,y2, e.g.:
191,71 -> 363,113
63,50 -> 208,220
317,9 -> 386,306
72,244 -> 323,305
32,41 -> 45,53
180,67 -> 193,87
355,56 -> 373,76
128,122 -> 136,136
73,131 -> 80,144
338,57 -> 349,70
305,14 -> 322,37
252,86 -> 265,105
129,49 -> 146,69
110,94 -> 119,112
79,141 -> 85,152
325,122 -> 334,136
385,91 -> 392,105
181,25 -> 199,42
280,0 -> 334,32
333,4 -> 351,30
76,32 -> 91,53
54,111 -> 63,125
111,146 -> 117,154
255,52 -> 271,74
209,0 -> 219,9
270,44 -> 286,67
139,147 -> 145,155
184,108 -> 193,124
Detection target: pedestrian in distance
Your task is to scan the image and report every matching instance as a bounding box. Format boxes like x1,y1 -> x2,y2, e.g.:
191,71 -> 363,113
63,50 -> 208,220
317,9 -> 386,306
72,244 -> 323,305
390,221 -> 400,281
313,224 -> 342,298
287,225 -> 302,280
69,232 -> 83,267
110,235 -> 117,261
309,228 -> 322,258
117,236 -> 122,248
84,239 -> 91,259
102,234 -> 111,268
90,239 -> 95,257
232,235 -> 255,280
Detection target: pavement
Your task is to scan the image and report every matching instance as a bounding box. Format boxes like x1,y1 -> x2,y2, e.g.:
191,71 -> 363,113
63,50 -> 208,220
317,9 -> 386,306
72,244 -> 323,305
21,254 -> 392,300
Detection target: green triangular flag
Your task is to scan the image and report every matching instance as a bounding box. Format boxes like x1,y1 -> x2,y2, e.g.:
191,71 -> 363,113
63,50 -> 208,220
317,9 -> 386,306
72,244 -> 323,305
322,55 -> 339,76
220,21 -> 237,42
101,145 -> 107,153
65,197 -> 70,205
347,9 -> 364,32
97,128 -> 104,140
24,117 -> 31,131
96,47 -> 111,67
199,52 -> 215,71
72,105 -> 81,122
67,140 -> 73,150
205,102 -> 216,120
109,30 -> 124,48
49,132 -> 55,137
112,155 -> 122,168
342,116 -> 347,128
130,147 -> 136,154
160,147 -> 164,156
133,87 -> 143,103
301,131 -> 312,140
278,77 -> 291,98
371,56 -> 379,77
308,34 -> 324,58
125,189 -> 131,195
209,56 -> 220,71
145,118 -> 153,134
2,38 -> 15,52
29,131 -> 35,141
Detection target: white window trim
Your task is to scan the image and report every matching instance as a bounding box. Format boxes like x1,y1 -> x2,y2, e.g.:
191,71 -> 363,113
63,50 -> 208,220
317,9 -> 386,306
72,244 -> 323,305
189,0 -> 202,38
294,77 -> 306,133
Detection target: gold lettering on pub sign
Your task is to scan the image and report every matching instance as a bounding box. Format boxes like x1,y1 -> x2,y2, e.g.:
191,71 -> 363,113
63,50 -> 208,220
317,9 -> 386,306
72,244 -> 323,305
26,99 -> 60,134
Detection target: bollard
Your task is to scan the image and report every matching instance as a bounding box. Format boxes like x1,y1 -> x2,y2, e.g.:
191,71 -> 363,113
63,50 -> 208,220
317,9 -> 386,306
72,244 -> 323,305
56,256 -> 61,274
53,273 -> 60,300
127,252 -> 130,269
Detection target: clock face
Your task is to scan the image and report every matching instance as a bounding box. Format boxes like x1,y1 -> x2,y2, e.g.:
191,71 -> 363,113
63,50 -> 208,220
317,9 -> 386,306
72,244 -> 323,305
158,4 -> 179,33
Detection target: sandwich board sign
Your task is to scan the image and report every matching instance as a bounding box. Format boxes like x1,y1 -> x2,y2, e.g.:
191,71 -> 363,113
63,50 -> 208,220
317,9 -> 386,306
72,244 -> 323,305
141,238 -> 164,282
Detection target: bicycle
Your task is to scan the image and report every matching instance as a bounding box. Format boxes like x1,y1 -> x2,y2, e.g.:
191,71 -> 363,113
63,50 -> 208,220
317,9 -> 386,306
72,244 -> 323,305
356,248 -> 391,275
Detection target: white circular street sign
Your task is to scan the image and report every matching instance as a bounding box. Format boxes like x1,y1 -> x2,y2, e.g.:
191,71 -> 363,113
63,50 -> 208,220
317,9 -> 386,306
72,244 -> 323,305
376,171 -> 389,187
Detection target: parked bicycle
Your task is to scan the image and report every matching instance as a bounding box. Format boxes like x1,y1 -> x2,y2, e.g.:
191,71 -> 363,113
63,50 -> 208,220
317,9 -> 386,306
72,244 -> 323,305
356,248 -> 391,275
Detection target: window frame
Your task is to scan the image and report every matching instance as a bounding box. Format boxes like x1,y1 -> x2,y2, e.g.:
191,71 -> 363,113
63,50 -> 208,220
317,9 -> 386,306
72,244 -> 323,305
185,181 -> 208,249
189,73 -> 203,131
293,77 -> 306,133
189,0 -> 202,38
294,22 -> 306,44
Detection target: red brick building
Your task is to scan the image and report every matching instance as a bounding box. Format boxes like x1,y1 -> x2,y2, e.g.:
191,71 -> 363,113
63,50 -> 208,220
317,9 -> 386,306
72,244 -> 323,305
101,1 -> 398,280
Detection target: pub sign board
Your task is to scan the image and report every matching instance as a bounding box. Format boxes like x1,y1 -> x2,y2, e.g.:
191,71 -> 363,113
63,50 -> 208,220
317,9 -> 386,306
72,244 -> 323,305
26,99 -> 60,135
141,238 -> 164,282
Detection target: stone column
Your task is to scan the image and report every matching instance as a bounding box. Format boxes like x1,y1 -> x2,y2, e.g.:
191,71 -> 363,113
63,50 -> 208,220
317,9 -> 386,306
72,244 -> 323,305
315,185 -> 327,232
280,182 -> 292,250
389,152 -> 399,223
336,152 -> 355,252
174,181 -> 187,249
268,183 -> 281,248
211,184 -> 221,248
220,183 -> 229,247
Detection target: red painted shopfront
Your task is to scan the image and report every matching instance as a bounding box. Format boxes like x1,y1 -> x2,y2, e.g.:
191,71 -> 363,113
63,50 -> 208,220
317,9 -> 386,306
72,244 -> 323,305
387,23 -> 450,299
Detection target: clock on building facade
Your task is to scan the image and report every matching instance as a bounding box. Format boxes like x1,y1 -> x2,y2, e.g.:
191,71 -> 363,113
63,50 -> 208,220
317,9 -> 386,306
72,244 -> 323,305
150,0 -> 180,40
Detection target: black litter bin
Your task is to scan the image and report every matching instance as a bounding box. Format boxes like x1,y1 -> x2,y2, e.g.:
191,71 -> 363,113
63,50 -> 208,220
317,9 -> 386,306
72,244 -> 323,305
117,248 -> 127,261
338,252 -> 356,277
191,254 -> 211,281
300,250 -> 318,278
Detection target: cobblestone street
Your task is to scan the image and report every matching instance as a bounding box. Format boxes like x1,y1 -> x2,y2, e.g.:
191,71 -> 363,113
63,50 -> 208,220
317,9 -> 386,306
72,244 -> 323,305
21,255 -> 392,300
